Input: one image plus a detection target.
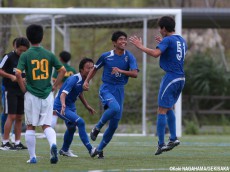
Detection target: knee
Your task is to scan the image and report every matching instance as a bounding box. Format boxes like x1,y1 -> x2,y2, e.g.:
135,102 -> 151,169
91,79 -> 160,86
109,123 -> 118,132
110,103 -> 120,114
76,118 -> 85,128
67,122 -> 77,133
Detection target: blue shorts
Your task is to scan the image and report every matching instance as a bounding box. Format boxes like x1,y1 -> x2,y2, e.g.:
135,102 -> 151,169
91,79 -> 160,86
54,108 -> 80,126
99,83 -> 124,119
158,73 -> 185,109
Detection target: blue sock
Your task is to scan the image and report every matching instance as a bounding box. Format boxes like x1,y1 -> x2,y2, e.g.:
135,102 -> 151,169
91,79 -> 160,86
167,110 -> 176,141
157,114 -> 167,146
96,101 -> 120,130
77,118 -> 92,152
62,127 -> 76,152
97,118 -> 119,151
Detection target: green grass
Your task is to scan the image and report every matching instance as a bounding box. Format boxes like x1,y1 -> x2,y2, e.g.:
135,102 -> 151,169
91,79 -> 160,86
0,135 -> 229,172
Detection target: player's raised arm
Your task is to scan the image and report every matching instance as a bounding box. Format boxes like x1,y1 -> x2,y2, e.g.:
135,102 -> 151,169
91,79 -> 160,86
83,67 -> 97,91
129,35 -> 161,58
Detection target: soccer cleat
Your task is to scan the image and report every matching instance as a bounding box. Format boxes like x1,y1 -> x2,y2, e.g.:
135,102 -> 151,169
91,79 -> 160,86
154,144 -> 167,155
165,139 -> 180,151
14,142 -> 28,150
59,149 -> 78,157
90,127 -> 100,141
97,151 -> 104,159
50,144 -> 58,164
0,142 -> 15,151
90,147 -> 99,158
27,157 -> 37,164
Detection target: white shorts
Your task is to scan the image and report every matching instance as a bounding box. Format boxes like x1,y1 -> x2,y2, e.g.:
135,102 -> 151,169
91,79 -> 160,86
24,91 -> 54,126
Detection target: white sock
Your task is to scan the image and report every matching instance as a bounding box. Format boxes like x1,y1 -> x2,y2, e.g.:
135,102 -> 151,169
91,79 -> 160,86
51,115 -> 58,129
44,127 -> 56,148
25,130 -> 36,159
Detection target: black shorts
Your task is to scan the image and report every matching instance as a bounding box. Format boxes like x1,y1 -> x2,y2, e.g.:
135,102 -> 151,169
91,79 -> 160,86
4,90 -> 24,115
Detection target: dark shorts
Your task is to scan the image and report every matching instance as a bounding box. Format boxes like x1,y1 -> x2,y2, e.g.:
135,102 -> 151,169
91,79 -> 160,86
5,90 -> 24,115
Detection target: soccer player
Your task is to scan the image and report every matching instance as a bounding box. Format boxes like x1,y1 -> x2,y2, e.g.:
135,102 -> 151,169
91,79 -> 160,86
37,51 -> 77,139
15,24 -> 66,164
53,57 -> 96,158
1,37 -> 18,143
0,37 -> 30,150
129,16 -> 187,155
83,31 -> 139,158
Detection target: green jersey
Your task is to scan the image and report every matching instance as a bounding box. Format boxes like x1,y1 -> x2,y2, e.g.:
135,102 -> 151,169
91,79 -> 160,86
17,46 -> 63,99
52,63 -> 76,83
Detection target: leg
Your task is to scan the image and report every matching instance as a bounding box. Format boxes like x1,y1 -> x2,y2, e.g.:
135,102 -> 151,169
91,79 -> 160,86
97,118 -> 119,151
14,115 -> 23,142
77,118 -> 92,152
61,121 -> 76,152
25,125 -> 37,163
3,114 -> 16,141
166,109 -> 176,140
155,107 -> 168,155
91,99 -> 120,141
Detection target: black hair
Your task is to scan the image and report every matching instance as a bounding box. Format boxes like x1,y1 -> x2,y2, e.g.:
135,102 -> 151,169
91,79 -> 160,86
111,31 -> 127,42
158,16 -> 175,32
59,51 -> 71,63
26,24 -> 43,44
15,37 -> 30,49
79,57 -> 94,72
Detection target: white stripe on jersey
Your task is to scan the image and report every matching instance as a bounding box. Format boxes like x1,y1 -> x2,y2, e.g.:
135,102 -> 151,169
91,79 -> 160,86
0,55 -> 8,68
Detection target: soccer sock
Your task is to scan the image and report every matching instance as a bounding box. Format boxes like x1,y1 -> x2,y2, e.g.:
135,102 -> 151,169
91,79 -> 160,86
62,128 -> 75,152
51,115 -> 58,129
77,118 -> 92,152
25,130 -> 36,159
44,127 -> 57,148
166,110 -> 176,140
157,114 -> 167,146
96,101 -> 119,129
97,118 -> 119,151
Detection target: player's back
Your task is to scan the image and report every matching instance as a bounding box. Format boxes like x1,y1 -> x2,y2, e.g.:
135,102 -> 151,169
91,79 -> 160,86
158,35 -> 187,75
19,46 -> 63,99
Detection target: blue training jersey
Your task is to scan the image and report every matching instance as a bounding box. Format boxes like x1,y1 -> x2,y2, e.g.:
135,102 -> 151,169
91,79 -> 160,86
53,73 -> 84,111
95,50 -> 138,85
157,34 -> 187,75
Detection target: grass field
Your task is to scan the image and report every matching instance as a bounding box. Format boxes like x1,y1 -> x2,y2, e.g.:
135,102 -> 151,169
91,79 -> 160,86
0,135 -> 229,172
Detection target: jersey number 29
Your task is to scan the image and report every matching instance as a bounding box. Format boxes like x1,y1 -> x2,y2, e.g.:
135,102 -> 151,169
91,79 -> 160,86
31,59 -> 49,80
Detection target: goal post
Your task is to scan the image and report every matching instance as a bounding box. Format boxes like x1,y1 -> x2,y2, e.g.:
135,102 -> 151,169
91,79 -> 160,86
0,8 -> 182,136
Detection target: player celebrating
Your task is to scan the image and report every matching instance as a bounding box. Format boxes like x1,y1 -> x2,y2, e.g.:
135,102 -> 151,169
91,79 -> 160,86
83,31 -> 139,158
129,16 -> 187,155
15,24 -> 66,164
53,57 -> 96,158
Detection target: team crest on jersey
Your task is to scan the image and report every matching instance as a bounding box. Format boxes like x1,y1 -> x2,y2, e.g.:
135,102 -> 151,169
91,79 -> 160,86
125,56 -> 128,62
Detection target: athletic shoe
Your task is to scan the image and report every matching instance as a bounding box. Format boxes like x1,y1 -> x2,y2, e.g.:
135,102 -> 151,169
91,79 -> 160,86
90,147 -> 98,158
27,157 -> 37,164
0,142 -> 15,151
14,142 -> 27,150
165,139 -> 180,151
59,149 -> 78,157
90,127 -> 100,141
50,144 -> 58,164
154,144 -> 167,155
97,151 -> 104,159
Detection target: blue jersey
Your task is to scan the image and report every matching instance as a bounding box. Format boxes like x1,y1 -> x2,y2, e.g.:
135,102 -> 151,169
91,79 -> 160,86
53,73 -> 84,111
157,34 -> 187,75
95,50 -> 138,85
